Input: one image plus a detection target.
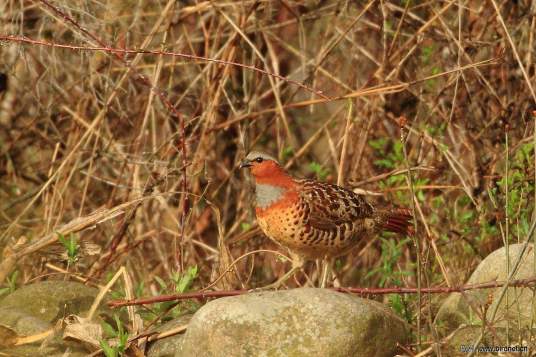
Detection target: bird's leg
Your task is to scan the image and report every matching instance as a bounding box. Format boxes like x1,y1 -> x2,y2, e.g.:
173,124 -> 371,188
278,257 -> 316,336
319,257 -> 334,288
255,254 -> 304,291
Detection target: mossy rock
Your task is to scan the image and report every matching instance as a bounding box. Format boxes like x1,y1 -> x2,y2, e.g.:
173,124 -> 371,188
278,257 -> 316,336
0,280 -> 110,324
0,280 -> 115,355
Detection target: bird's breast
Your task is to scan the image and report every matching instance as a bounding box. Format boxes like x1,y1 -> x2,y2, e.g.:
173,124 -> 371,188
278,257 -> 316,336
256,205 -> 303,248
256,198 -> 373,259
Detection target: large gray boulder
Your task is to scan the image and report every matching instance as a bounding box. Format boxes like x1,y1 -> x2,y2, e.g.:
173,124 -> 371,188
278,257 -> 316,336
435,243 -> 536,336
178,288 -> 409,357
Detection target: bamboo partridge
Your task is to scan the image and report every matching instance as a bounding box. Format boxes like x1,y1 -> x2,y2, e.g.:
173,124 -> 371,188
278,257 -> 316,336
240,151 -> 413,288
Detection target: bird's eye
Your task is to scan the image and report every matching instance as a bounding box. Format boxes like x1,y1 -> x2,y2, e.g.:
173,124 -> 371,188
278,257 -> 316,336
255,157 -> 263,163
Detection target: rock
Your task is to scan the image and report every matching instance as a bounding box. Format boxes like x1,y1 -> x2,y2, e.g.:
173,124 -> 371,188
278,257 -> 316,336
0,280 -> 107,324
440,325 -> 525,357
0,280 -> 112,356
435,243 -> 535,335
441,326 -> 484,357
0,343 -> 88,357
178,288 -> 409,357
0,307 -> 52,336
147,313 -> 192,357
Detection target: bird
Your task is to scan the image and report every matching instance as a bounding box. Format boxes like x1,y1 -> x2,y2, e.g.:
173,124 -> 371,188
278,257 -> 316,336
239,151 -> 413,289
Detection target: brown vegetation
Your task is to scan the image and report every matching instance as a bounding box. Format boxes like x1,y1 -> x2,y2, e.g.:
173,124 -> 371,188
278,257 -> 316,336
1,0 -> 535,354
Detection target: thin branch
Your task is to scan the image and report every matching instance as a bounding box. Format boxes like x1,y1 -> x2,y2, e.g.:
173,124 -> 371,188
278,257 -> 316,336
108,276 -> 536,308
0,35 -> 329,100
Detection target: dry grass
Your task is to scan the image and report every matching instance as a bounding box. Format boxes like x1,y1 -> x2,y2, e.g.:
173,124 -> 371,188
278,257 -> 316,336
1,0 -> 535,354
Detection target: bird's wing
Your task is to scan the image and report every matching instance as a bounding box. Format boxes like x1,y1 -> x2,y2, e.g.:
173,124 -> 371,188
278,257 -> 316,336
297,179 -> 374,231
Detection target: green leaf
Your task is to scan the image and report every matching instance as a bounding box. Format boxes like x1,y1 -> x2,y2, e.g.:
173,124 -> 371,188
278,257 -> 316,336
135,282 -> 145,298
100,340 -> 118,357
110,289 -> 126,300
421,44 -> 434,64
102,321 -> 117,338
114,315 -> 123,335
281,147 -> 294,161
308,162 -> 330,180
0,287 -> 10,297
57,232 -> 80,264
374,159 -> 394,169
154,276 -> 167,290
240,222 -> 252,232
369,138 -> 387,152
176,265 -> 198,293
386,175 -> 405,185
417,190 -> 425,202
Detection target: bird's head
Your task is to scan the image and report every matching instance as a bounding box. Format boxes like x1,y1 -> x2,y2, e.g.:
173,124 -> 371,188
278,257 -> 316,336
239,151 -> 292,186
240,151 -> 296,206
239,151 -> 280,177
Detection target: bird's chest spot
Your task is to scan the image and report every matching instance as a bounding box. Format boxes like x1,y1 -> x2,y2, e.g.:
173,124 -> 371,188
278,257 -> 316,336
256,206 -> 302,244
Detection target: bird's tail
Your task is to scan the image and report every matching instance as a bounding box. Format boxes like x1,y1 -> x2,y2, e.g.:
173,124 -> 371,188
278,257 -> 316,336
381,208 -> 414,236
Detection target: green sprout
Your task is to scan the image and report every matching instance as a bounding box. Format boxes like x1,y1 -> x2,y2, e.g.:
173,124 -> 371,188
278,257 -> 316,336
57,232 -> 80,265
100,314 -> 129,357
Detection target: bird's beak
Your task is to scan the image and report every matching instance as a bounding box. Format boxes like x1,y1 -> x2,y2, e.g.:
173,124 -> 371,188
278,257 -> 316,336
239,160 -> 252,169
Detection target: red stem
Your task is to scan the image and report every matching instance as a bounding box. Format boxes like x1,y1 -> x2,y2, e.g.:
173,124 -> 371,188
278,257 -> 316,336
108,276 -> 536,308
